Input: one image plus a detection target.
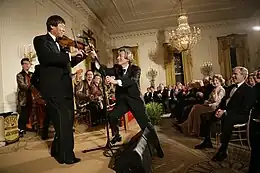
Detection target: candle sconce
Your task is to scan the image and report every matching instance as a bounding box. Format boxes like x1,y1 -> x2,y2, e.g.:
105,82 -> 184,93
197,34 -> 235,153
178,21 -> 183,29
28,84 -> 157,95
146,68 -> 158,87
200,61 -> 213,77
20,45 -> 37,64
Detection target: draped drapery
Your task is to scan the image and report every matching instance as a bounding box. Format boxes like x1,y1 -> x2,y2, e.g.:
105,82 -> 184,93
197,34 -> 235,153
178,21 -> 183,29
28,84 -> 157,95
217,34 -> 249,81
218,38 -> 232,81
112,46 -> 139,66
235,35 -> 250,68
182,50 -> 193,84
164,44 -> 176,86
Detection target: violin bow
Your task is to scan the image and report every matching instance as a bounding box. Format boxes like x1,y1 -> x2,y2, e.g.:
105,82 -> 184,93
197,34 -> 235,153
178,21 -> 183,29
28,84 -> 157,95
71,28 -> 79,49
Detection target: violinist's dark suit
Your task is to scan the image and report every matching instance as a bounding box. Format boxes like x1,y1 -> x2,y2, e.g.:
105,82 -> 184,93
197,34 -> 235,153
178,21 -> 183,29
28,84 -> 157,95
93,62 -> 164,157
33,33 -> 83,163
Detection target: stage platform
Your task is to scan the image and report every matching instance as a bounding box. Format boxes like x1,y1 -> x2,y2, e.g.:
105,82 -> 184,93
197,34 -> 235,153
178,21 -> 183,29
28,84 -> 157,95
0,118 -> 251,173
0,120 -> 140,173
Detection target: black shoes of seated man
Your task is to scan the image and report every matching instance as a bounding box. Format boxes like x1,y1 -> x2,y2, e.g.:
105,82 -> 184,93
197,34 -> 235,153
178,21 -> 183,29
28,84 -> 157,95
194,140 -> 213,149
195,140 -> 227,162
19,130 -> 26,137
110,134 -> 122,145
211,151 -> 227,162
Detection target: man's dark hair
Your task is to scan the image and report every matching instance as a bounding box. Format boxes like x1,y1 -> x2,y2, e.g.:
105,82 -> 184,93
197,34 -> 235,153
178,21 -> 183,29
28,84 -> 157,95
150,86 -> 155,89
46,15 -> 65,32
21,58 -> 30,65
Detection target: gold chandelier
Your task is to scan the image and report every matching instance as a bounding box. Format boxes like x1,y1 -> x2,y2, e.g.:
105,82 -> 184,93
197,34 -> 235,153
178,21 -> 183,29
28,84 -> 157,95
169,0 -> 201,52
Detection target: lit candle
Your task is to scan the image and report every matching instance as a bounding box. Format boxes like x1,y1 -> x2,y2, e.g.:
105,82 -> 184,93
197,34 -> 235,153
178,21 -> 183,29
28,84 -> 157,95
24,45 -> 26,56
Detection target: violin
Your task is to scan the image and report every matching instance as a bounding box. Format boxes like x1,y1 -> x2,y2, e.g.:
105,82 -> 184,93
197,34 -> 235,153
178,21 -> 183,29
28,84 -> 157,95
57,30 -> 97,56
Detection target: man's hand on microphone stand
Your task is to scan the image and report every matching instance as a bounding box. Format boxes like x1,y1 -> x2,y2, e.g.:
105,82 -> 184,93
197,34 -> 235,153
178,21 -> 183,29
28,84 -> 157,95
71,49 -> 83,57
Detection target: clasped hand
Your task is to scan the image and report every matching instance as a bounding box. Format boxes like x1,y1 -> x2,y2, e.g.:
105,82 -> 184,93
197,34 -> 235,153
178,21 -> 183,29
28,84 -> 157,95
106,76 -> 117,85
215,109 -> 224,118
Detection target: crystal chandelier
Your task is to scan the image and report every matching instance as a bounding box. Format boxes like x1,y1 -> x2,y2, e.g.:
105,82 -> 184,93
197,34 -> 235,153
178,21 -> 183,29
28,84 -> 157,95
169,0 -> 201,52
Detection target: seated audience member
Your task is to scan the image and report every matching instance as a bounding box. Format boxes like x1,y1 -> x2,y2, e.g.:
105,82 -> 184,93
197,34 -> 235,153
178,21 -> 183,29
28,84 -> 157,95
249,77 -> 260,173
247,73 -> 256,87
201,76 -> 214,100
173,82 -> 203,123
145,86 -> 156,104
179,74 -> 225,137
75,70 -> 94,107
154,83 -> 169,111
87,74 -> 103,125
144,87 -> 151,104
194,66 -> 255,162
254,68 -> 260,83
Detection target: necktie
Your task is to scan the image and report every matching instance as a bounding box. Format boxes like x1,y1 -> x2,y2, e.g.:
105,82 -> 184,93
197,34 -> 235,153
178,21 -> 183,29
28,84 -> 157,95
122,69 -> 126,75
226,84 -> 239,105
55,38 -> 60,51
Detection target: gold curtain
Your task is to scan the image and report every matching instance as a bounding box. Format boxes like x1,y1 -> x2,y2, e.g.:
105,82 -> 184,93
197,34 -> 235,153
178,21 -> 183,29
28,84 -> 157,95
182,50 -> 193,84
164,44 -> 176,86
112,46 -> 139,66
217,34 -> 249,81
218,38 -> 232,81
235,35 -> 250,67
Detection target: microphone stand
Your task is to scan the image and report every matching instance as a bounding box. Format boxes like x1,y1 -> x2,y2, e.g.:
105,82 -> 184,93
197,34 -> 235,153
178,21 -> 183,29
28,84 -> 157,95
80,37 -> 115,157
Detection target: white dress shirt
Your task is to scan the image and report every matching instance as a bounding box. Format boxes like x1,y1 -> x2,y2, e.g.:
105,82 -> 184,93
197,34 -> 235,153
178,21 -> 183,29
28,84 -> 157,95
48,32 -> 71,61
226,80 -> 245,105
48,32 -> 60,51
117,64 -> 129,87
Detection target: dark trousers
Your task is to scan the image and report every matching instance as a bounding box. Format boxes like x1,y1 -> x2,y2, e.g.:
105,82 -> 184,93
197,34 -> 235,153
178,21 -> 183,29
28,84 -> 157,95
46,97 -> 75,161
109,98 -> 150,136
18,105 -> 30,131
201,111 -> 247,152
87,102 -> 102,124
249,120 -> 260,173
109,97 -> 163,155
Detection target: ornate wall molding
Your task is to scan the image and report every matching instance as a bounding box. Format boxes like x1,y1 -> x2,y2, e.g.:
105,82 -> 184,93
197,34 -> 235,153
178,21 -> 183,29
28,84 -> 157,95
165,18 -> 250,34
110,29 -> 158,40
64,0 -> 107,32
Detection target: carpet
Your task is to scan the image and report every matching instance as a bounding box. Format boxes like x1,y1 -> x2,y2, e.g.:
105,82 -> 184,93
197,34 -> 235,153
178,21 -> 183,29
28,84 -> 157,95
152,118 -> 250,173
0,118 -> 250,173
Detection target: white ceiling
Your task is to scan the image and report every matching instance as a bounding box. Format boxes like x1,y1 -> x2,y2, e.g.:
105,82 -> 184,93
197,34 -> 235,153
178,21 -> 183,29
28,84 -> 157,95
83,0 -> 260,34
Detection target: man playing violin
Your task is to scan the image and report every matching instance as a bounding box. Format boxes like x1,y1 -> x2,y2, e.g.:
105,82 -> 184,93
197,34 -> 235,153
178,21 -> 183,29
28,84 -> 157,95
33,15 -> 85,164
90,47 -> 164,158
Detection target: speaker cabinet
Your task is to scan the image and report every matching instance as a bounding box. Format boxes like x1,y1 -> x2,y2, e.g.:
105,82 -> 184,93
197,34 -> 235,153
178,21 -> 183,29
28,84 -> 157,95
114,127 -> 156,173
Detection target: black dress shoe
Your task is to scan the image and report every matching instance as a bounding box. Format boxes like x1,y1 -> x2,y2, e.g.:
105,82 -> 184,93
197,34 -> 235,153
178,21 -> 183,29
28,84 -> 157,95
56,157 -> 81,164
195,140 -> 213,149
156,146 -> 164,158
19,130 -> 26,137
211,151 -> 227,162
173,124 -> 183,133
110,134 -> 122,145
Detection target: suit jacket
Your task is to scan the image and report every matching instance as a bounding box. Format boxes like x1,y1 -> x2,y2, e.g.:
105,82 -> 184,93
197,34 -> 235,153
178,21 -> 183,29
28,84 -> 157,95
92,63 -> 142,102
219,83 -> 255,119
33,33 -> 83,99
16,70 -> 33,107
251,83 -> 260,119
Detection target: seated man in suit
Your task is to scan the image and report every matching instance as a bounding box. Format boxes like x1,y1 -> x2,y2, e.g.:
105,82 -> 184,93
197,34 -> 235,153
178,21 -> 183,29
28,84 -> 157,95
194,66 -> 255,161
90,47 -> 164,158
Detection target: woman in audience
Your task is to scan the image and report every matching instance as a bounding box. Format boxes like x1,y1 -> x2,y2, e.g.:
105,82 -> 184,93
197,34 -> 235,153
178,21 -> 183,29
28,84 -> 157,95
248,73 -> 256,87
87,74 -> 103,126
179,74 -> 225,137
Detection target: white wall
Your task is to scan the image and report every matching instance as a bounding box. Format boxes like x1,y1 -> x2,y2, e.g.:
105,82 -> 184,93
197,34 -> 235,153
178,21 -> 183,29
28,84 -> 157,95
165,18 -> 260,79
0,0 -> 110,112
111,17 -> 260,93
